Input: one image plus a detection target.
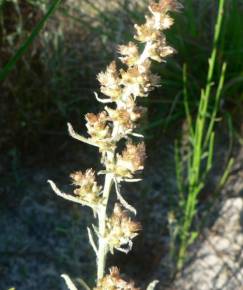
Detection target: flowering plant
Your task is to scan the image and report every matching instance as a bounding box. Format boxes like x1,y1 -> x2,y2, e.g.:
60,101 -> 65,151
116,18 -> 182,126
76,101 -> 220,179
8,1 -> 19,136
48,1 -> 182,289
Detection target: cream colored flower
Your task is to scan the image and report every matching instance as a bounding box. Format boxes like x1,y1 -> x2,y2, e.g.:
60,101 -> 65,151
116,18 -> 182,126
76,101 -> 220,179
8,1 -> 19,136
110,142 -> 146,179
97,61 -> 122,101
147,37 -> 175,62
105,204 -> 142,254
105,107 -> 133,130
70,169 -> 102,207
105,106 -> 145,134
134,22 -> 159,43
118,42 -> 140,67
94,266 -> 140,290
85,111 -> 110,140
120,66 -> 159,98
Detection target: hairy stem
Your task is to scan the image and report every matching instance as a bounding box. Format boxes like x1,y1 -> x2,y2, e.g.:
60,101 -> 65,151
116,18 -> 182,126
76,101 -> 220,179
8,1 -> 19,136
97,172 -> 113,280
96,39 -> 151,280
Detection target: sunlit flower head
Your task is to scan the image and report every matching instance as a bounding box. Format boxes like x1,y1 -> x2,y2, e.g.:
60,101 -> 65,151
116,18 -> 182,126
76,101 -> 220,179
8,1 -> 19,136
97,61 -> 122,101
118,42 -> 140,67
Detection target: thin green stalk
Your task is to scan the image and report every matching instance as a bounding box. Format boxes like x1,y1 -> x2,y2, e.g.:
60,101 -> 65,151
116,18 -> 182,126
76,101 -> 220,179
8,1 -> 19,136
216,157 -> 234,190
205,62 -> 227,146
183,63 -> 194,138
206,132 -> 215,173
204,0 -> 225,103
174,141 -> 185,206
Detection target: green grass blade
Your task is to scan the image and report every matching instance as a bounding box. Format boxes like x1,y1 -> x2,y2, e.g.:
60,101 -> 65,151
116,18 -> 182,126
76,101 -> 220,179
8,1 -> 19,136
206,131 -> 215,173
0,0 -> 62,81
174,140 -> 185,207
204,62 -> 227,146
216,157 -> 234,190
183,63 -> 194,138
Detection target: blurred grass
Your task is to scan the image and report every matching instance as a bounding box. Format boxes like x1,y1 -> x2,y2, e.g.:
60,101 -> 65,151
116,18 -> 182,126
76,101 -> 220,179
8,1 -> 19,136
0,0 -> 61,81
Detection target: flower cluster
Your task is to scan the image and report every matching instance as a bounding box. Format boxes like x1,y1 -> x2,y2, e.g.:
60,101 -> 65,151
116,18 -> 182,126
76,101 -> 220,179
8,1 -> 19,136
94,267 -> 140,290
105,204 -> 141,254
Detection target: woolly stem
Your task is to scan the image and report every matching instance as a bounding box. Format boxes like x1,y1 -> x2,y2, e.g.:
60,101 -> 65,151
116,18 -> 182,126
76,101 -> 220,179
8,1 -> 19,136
96,36 -> 152,282
97,171 -> 113,280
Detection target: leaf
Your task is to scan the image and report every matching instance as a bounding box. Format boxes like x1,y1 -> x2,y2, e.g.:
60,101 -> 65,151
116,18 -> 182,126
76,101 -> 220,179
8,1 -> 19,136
61,274 -> 78,290
146,280 -> 159,290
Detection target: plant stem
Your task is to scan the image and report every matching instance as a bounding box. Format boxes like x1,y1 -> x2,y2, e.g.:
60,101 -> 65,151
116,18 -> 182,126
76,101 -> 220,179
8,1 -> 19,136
97,172 -> 113,280
96,38 -> 152,281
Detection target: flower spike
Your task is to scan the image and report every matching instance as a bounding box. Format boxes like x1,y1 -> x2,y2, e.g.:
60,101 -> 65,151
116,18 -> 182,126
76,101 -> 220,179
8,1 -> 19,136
48,0 -> 181,287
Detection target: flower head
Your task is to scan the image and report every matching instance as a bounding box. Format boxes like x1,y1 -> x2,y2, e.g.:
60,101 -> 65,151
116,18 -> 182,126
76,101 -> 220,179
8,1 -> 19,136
120,66 -> 159,99
85,111 -> 115,152
147,37 -> 175,62
111,142 -> 146,179
105,105 -> 145,137
97,61 -> 122,101
118,42 -> 140,67
70,169 -> 102,207
105,204 -> 142,254
94,266 -> 140,290
134,22 -> 159,43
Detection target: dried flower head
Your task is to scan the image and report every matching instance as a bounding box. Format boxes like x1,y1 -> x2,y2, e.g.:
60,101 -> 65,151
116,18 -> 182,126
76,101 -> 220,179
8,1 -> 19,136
134,22 -> 159,43
97,61 -> 122,101
70,169 -> 102,207
148,13 -> 174,31
105,106 -> 145,137
105,204 -> 142,254
94,266 -> 140,290
85,111 -> 115,152
147,37 -> 175,62
113,142 -> 146,178
119,42 -> 140,67
120,66 -> 159,99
